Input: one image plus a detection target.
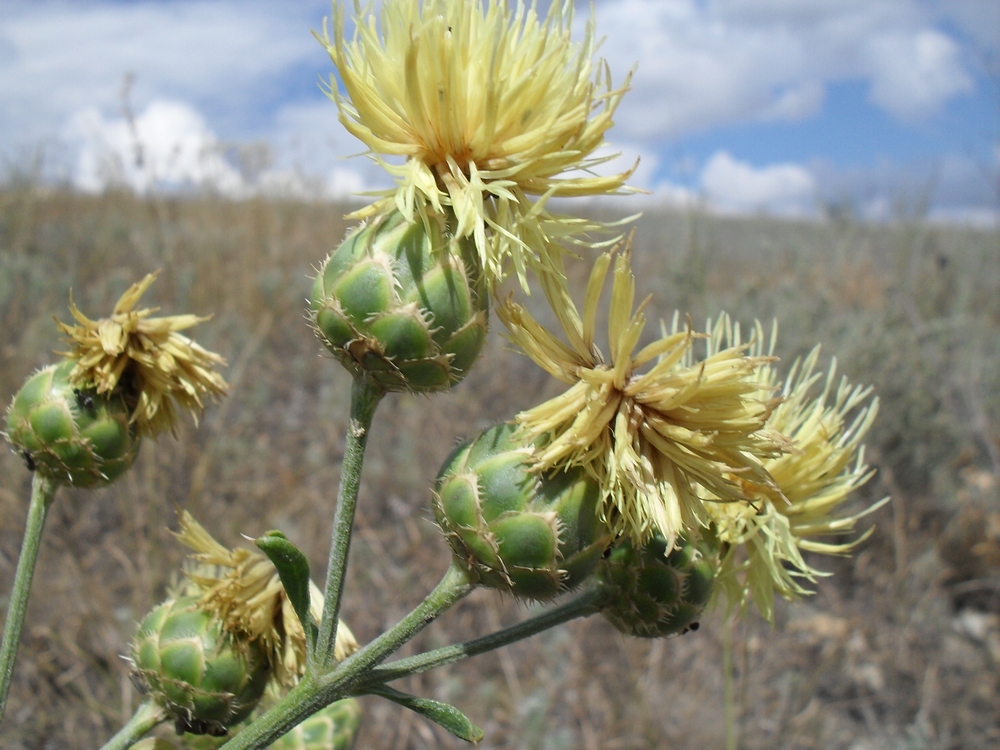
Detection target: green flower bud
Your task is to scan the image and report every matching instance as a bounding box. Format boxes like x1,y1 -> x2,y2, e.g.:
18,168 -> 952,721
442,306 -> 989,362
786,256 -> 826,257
311,209 -> 488,393
272,698 -> 362,750
598,534 -> 717,638
434,423 -> 613,600
5,361 -> 140,488
175,735 -> 227,750
131,596 -> 271,736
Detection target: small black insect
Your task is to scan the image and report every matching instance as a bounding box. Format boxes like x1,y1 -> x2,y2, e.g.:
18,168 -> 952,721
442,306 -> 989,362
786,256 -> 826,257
74,388 -> 95,412
680,621 -> 700,635
21,450 -> 36,473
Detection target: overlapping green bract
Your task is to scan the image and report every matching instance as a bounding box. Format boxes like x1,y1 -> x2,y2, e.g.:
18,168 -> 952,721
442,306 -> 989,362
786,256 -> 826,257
311,209 -> 489,393
131,597 -> 271,736
598,534 -> 717,638
271,698 -> 361,750
5,360 -> 140,488
434,423 -> 613,600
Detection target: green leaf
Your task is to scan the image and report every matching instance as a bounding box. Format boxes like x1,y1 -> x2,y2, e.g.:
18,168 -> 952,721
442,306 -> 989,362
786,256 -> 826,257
368,685 -> 484,743
255,530 -> 316,647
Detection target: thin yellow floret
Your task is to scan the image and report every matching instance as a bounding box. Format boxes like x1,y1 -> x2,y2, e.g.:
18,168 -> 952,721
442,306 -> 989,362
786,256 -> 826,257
174,512 -> 359,688
698,318 -> 886,621
498,246 -> 785,548
318,0 -> 636,288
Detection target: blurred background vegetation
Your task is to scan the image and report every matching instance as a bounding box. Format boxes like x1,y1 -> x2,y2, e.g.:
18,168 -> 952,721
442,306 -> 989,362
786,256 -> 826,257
1,183 -> 998,749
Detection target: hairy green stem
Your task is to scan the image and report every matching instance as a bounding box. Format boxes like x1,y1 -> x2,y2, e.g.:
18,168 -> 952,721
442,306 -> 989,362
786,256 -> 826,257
314,377 -> 383,670
359,584 -> 606,688
222,563 -> 473,750
319,562 -> 473,692
723,620 -> 738,750
99,701 -> 168,750
0,473 -> 58,721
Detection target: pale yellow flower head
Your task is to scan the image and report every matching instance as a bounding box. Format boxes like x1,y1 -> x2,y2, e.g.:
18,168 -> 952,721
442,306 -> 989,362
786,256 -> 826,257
498,247 -> 785,548
699,319 -> 886,621
318,0 -> 636,288
174,511 -> 359,689
56,272 -> 227,438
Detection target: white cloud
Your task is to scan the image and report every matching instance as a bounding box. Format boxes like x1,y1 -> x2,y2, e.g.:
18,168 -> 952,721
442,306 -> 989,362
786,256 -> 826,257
65,99 -> 242,194
865,30 -> 974,119
698,151 -> 817,216
0,1 -> 321,154
590,0 -> 976,138
936,0 -> 1000,58
64,97 -> 381,200
651,180 -> 699,210
327,166 -> 372,200
756,82 -> 825,122
267,99 -> 395,198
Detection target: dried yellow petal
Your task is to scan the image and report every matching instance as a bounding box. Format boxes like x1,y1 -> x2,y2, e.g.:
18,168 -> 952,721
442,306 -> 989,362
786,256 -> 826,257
56,272 -> 227,437
499,246 -> 784,549
174,511 -> 360,688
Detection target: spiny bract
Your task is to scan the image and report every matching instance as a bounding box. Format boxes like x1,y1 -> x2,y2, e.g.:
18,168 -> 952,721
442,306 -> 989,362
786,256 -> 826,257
131,596 -> 271,736
598,534 -> 716,638
5,360 -> 140,488
311,209 -> 488,393
434,423 -> 613,600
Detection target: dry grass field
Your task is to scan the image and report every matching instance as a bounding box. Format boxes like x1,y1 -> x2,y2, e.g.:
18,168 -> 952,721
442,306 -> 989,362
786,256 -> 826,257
1,185 -> 998,749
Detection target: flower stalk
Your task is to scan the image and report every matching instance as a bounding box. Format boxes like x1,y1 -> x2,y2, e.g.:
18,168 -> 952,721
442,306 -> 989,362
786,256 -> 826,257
314,376 -> 384,670
359,583 -> 607,688
0,473 -> 58,721
99,701 -> 168,750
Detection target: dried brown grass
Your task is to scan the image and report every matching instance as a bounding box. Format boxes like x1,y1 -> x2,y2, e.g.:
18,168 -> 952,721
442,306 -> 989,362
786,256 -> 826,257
1,186 -> 998,748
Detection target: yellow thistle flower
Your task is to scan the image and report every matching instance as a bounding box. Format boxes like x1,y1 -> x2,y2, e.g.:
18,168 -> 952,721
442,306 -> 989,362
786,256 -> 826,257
55,272 -> 227,438
497,247 -> 785,548
318,0 -> 636,288
174,511 -> 360,689
699,319 -> 886,621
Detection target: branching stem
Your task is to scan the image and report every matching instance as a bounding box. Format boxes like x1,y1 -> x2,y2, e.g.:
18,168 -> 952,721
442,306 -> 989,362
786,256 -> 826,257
99,701 -> 169,750
358,584 -> 606,688
222,563 -> 473,750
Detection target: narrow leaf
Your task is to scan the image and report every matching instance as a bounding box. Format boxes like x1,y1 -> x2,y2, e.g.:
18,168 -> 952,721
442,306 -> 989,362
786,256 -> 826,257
368,685 -> 484,743
255,530 -> 315,646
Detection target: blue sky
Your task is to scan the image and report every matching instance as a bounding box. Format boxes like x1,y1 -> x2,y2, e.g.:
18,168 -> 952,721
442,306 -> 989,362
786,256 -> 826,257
1,0 -> 997,224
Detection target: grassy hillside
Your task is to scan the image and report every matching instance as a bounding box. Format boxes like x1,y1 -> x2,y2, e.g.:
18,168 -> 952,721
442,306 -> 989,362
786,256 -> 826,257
1,186 -> 998,748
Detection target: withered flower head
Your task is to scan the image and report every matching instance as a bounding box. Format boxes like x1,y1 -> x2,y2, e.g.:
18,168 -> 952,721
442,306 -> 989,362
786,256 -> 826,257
498,246 -> 785,548
174,511 -> 359,689
55,272 -> 227,437
318,0 -> 637,288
